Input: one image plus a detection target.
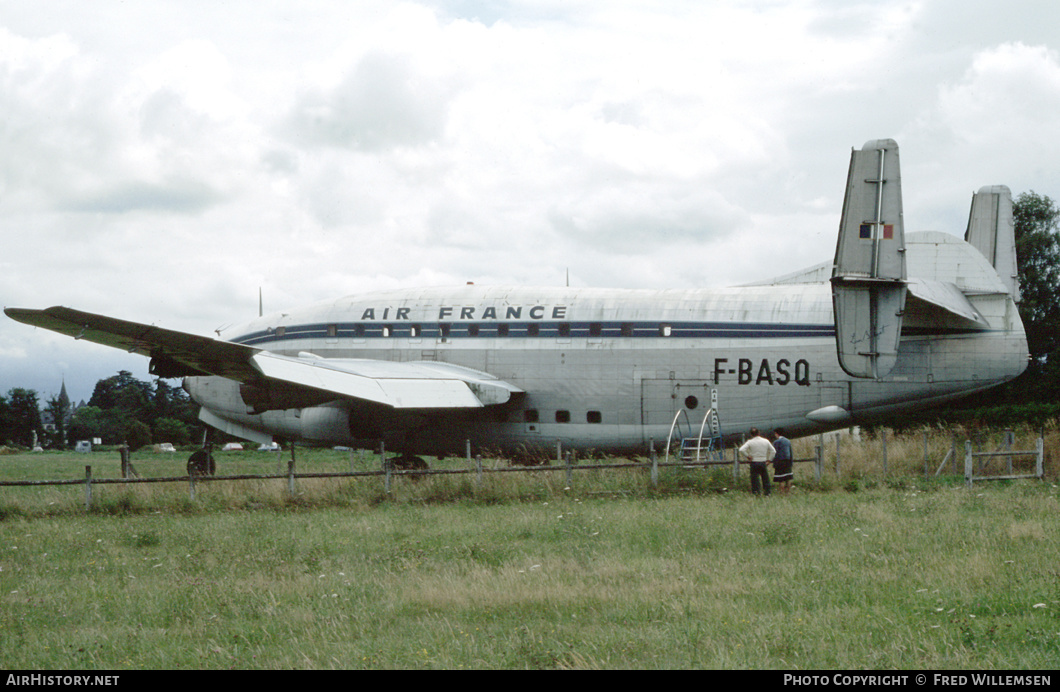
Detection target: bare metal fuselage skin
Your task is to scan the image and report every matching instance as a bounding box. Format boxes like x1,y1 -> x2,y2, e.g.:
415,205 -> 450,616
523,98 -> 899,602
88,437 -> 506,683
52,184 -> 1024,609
185,231 -> 1027,455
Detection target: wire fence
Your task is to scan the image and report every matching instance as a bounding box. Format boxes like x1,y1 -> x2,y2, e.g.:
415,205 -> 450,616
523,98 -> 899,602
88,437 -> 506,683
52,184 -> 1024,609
0,443 -> 826,510
0,432 -> 1044,510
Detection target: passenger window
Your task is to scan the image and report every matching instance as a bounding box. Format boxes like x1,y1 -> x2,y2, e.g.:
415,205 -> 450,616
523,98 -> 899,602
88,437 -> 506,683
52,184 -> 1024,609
327,324 -> 337,337
558,323 -> 571,337
621,323 -> 634,337
468,324 -> 480,337
555,410 -> 571,423
527,324 -> 540,336
659,324 -> 672,337
497,324 -> 510,336
589,323 -> 602,337
524,409 -> 539,423
587,411 -> 602,424
410,325 -> 421,338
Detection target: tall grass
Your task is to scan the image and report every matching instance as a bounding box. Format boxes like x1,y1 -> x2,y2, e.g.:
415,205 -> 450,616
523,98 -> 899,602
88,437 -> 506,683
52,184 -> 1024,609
1,426 -> 1058,669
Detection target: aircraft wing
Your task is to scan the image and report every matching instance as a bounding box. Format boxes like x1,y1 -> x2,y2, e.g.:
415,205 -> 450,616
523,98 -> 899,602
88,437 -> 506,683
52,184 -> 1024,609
4,306 -> 257,380
4,306 -> 522,410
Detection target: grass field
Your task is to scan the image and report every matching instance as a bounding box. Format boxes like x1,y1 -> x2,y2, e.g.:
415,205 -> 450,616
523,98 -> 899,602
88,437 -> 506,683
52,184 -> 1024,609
1,429 -> 1059,669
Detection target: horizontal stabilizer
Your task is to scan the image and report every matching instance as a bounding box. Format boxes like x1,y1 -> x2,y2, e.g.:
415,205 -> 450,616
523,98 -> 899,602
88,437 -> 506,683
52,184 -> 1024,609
965,185 -> 1020,300
831,139 -> 908,379
906,278 -> 989,328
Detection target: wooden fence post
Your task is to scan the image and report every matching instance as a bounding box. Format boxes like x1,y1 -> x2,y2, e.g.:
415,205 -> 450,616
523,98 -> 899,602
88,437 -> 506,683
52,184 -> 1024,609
923,432 -> 929,478
882,430 -> 888,476
84,465 -> 92,511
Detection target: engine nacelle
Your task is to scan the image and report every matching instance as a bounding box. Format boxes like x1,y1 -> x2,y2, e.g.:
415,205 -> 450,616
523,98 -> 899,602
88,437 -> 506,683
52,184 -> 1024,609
298,406 -> 355,443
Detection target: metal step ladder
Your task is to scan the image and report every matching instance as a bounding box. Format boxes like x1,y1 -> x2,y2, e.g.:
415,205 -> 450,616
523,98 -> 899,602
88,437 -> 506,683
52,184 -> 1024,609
666,389 -> 723,465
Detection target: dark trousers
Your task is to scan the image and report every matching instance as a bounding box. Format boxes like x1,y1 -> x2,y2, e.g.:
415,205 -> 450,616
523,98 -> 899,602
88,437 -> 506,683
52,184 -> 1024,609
750,462 -> 771,495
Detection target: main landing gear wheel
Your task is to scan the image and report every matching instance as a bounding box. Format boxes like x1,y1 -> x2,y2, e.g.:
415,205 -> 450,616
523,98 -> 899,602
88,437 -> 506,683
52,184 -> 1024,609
391,454 -> 428,471
187,448 -> 216,476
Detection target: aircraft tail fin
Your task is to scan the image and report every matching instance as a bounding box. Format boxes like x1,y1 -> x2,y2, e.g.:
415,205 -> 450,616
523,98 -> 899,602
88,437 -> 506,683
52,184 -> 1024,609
965,185 -> 1020,301
830,139 -> 908,380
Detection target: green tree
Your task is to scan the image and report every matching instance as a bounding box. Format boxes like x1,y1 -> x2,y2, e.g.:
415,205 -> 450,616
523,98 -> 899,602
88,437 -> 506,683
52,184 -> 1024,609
43,394 -> 70,449
124,420 -> 152,451
87,371 -> 154,444
153,417 -> 191,447
1009,191 -> 1060,404
0,394 -> 9,445
1014,191 -> 1060,361
6,388 -> 43,448
69,406 -> 107,445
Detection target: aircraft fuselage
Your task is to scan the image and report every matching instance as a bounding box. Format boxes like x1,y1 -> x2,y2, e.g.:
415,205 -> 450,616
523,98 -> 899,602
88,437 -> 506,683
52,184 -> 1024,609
185,271 -> 1027,455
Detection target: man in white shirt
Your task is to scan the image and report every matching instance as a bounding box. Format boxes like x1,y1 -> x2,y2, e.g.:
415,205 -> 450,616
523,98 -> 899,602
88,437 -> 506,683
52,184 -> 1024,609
738,428 -> 775,496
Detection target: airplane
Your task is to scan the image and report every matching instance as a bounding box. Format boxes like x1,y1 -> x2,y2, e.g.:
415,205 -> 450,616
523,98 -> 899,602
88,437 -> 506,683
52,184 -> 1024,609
5,139 -> 1029,468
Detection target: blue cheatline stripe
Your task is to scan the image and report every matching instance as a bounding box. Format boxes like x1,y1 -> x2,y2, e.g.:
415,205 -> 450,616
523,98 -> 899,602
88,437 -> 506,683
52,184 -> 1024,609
231,320 -> 837,346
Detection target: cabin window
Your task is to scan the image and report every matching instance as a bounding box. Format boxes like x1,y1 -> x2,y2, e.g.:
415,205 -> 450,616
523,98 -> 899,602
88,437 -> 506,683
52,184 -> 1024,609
621,323 -> 634,337
527,324 -> 540,336
555,410 -> 571,423
524,409 -> 539,423
589,323 -> 602,337
468,324 -> 480,337
587,411 -> 602,424
685,396 -> 699,410
326,324 -> 337,338
382,325 -> 393,338
497,324 -> 510,337
275,326 -> 286,338
353,324 -> 365,338
558,323 -> 571,337
659,324 -> 672,337
410,325 -> 421,338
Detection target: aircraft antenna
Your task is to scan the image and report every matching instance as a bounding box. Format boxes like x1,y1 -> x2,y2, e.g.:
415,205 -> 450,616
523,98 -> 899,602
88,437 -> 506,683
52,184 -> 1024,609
259,287 -> 263,317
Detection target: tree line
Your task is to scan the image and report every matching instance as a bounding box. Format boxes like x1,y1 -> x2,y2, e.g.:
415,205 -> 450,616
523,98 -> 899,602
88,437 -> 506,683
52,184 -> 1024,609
0,371 -> 200,451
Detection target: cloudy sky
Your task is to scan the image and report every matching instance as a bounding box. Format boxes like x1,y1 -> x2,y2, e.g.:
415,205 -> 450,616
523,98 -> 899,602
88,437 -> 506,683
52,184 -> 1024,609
2,0 -> 1060,404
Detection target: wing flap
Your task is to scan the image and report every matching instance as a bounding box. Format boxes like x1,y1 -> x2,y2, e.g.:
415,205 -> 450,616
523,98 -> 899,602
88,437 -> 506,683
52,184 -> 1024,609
249,353 -> 517,409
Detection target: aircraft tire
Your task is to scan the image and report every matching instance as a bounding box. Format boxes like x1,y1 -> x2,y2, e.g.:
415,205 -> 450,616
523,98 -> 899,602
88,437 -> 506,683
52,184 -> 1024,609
187,449 -> 215,476
392,454 -> 428,471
